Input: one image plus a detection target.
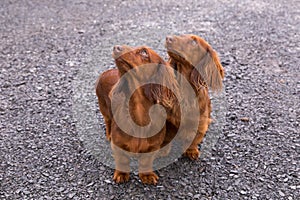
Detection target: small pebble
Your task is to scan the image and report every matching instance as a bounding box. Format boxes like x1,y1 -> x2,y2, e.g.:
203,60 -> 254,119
278,191 -> 285,197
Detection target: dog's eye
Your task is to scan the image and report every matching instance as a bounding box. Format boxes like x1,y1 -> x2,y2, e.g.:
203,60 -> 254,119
191,40 -> 197,46
140,49 -> 148,57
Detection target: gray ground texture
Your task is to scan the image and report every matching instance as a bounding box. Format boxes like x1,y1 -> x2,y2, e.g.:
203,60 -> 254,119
0,0 -> 299,199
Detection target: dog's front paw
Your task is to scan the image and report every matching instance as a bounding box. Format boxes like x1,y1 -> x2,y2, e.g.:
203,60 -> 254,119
113,170 -> 130,183
184,148 -> 200,160
139,172 -> 159,185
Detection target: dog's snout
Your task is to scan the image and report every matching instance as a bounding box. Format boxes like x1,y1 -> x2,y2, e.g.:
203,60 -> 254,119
166,36 -> 174,43
113,45 -> 123,53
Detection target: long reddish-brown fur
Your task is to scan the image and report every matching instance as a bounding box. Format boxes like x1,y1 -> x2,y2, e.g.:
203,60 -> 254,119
165,34 -> 225,160
95,45 -> 180,184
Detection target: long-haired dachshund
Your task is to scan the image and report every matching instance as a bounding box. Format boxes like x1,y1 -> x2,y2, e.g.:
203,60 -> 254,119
165,34 -> 224,160
96,45 -> 180,184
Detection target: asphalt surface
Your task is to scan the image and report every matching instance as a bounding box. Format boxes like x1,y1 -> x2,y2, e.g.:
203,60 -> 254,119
0,0 -> 299,199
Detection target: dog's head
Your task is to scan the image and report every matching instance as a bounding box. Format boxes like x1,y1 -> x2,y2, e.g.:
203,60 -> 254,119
112,45 -> 165,77
165,34 -> 224,91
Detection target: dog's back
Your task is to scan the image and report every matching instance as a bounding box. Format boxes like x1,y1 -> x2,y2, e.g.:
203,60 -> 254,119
95,68 -> 119,140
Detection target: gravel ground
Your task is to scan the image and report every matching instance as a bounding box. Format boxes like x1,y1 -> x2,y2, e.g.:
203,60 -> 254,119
0,0 -> 299,199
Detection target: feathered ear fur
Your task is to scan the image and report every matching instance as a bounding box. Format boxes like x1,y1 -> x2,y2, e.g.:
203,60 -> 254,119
144,63 -> 180,110
190,68 -> 206,92
192,48 -> 224,91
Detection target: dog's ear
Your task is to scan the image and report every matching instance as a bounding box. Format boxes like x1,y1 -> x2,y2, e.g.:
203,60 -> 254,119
190,68 -> 206,93
144,63 -> 179,110
194,48 -> 224,91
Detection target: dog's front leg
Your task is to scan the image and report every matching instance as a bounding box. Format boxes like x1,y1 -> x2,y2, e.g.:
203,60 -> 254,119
184,119 -> 210,160
138,153 -> 158,185
111,144 -> 130,183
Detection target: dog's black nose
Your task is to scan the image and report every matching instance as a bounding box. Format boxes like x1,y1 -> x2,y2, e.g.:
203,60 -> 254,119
166,36 -> 173,43
113,45 -> 123,53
